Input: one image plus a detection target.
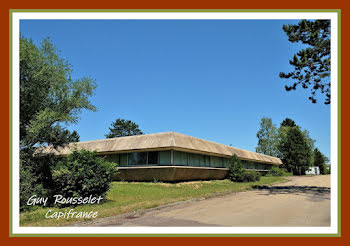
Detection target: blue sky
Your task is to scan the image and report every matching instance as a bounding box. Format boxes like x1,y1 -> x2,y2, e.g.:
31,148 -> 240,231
20,19 -> 331,158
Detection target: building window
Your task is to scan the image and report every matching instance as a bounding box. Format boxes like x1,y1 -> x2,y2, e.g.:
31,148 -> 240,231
241,160 -> 272,170
199,154 -> 206,167
174,151 -> 188,165
120,153 -> 127,166
148,151 -> 159,165
159,151 -> 171,165
128,152 -> 147,165
210,156 -> 222,167
204,155 -> 210,167
242,161 -> 253,169
189,153 -> 201,166
223,158 -> 230,168
105,154 -> 119,164
108,150 -> 273,169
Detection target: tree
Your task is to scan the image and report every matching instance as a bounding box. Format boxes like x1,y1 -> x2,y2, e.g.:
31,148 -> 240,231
280,118 -> 296,127
278,118 -> 315,159
302,129 -> 315,152
19,36 -> 96,211
280,20 -> 331,104
313,148 -> 327,175
105,118 -> 143,138
20,36 -> 96,148
70,130 -> 80,142
278,127 -> 312,175
256,117 -> 279,157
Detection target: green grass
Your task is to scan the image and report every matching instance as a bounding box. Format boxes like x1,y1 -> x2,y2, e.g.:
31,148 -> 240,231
20,176 -> 286,227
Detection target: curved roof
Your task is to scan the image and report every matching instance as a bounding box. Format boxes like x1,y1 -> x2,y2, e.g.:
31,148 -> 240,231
40,132 -> 282,165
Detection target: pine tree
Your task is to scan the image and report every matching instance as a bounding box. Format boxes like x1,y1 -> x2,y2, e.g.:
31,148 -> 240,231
313,148 -> 327,175
277,118 -> 315,161
105,118 -> 143,138
280,118 -> 296,127
280,20 -> 330,104
278,127 -> 312,175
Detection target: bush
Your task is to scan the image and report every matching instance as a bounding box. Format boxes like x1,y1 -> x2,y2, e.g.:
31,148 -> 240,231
19,148 -> 118,211
227,155 -> 245,182
52,150 -> 118,205
228,155 -> 261,182
266,166 -> 289,176
19,149 -> 56,212
243,171 -> 261,182
20,164 -> 49,212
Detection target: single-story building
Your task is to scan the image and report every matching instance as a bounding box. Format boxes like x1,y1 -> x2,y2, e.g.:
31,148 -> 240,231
42,132 -> 283,182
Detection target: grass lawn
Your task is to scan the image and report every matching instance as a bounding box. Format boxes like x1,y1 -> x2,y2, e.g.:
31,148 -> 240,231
20,176 -> 286,226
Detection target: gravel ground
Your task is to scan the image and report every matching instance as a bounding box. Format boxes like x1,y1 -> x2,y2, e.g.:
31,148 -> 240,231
79,175 -> 330,227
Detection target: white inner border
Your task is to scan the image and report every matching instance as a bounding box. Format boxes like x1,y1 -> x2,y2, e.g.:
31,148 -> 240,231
11,11 -> 339,235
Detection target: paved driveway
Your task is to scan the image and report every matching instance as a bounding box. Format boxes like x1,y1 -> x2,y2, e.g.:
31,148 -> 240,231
85,175 -> 330,227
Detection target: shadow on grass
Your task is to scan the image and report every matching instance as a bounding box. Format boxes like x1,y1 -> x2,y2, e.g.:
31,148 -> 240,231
253,185 -> 330,201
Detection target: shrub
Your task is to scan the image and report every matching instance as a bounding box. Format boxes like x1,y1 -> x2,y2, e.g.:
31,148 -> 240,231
243,171 -> 261,182
52,150 -> 117,204
20,163 -> 49,212
228,155 -> 260,182
266,166 -> 289,176
19,149 -> 56,212
227,155 -> 245,182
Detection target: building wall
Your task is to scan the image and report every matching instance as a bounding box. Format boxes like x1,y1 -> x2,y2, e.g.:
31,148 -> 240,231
114,166 -> 230,182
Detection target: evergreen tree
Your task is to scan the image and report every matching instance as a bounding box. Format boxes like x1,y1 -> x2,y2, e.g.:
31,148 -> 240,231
280,20 -> 330,104
70,130 -> 80,142
278,118 -> 315,160
227,155 -> 245,182
278,127 -> 312,175
313,148 -> 327,175
280,118 -> 297,127
256,117 -> 279,157
105,118 -> 143,138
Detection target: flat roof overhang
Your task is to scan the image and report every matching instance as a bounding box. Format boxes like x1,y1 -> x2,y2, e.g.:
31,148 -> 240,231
38,132 -> 283,165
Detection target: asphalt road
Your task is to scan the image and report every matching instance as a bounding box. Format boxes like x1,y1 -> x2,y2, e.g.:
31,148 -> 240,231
85,175 -> 330,227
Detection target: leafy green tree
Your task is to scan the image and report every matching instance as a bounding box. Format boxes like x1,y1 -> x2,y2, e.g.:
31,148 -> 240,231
278,127 -> 312,175
280,20 -> 330,104
20,36 -> 96,148
105,118 -> 143,138
313,148 -> 327,175
256,117 -> 279,157
302,129 -> 315,153
19,36 -> 96,211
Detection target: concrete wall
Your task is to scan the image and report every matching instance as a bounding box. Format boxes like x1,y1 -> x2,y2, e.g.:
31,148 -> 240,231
113,166 -> 230,182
